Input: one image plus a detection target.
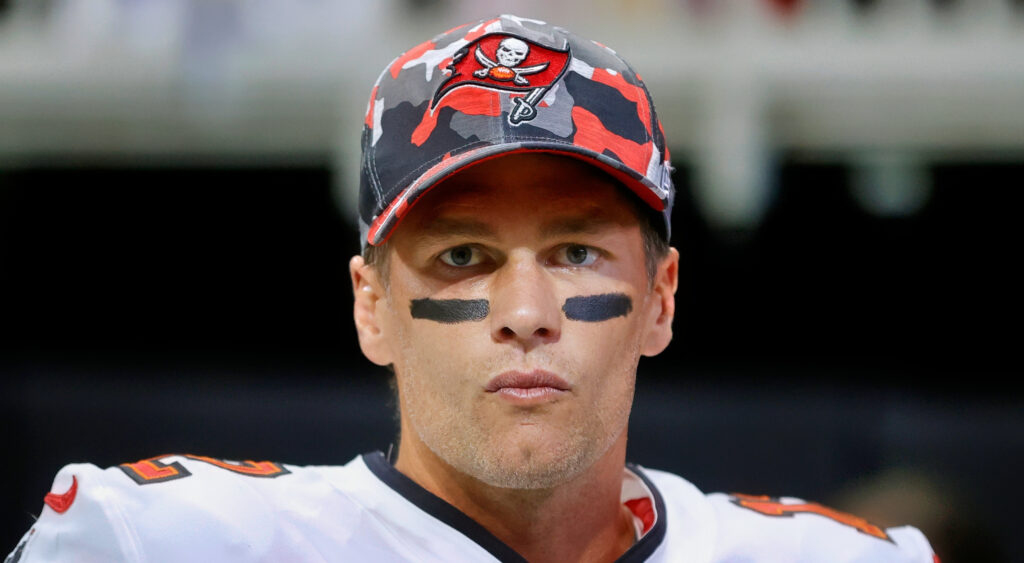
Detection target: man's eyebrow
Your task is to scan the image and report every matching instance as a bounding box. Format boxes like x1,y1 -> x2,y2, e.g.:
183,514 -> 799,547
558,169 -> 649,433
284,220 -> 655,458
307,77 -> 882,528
540,215 -> 622,238
416,217 -> 498,241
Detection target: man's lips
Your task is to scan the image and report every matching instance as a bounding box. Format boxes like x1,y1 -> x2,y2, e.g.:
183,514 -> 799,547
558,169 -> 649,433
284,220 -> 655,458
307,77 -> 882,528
485,371 -> 571,400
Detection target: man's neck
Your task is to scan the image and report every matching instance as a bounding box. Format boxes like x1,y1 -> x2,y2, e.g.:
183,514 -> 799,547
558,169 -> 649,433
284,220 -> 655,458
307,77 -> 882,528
395,433 -> 635,563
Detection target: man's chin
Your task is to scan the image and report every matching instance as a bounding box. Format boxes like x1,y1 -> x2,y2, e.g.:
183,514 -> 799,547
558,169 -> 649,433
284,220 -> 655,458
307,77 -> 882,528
413,415 -> 610,491
463,440 -> 594,490
471,459 -> 583,490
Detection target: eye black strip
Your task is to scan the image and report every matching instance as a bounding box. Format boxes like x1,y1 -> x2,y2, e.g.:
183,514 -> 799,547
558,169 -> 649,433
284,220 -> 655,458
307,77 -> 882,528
410,298 -> 489,323
562,293 -> 633,322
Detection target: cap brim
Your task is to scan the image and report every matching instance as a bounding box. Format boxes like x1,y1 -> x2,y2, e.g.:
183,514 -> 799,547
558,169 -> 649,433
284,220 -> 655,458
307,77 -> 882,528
366,141 -> 668,247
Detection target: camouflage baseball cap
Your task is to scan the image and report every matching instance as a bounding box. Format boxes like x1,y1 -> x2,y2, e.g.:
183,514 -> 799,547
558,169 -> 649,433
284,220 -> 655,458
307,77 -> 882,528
359,14 -> 674,248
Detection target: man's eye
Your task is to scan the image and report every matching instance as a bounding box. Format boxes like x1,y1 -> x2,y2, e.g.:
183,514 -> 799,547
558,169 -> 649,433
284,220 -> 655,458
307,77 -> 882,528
558,244 -> 598,266
439,245 -> 482,267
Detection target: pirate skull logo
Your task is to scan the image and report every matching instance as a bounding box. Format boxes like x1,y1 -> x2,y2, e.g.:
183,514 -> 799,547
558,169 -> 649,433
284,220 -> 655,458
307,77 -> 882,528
496,37 -> 529,67
473,36 -> 549,85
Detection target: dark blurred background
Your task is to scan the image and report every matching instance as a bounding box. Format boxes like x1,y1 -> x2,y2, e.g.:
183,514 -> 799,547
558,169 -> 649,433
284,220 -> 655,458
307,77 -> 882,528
1,1 -> 1022,562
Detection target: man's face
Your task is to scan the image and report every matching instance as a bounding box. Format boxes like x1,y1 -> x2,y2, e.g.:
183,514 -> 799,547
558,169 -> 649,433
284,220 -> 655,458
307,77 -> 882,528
353,153 -> 676,489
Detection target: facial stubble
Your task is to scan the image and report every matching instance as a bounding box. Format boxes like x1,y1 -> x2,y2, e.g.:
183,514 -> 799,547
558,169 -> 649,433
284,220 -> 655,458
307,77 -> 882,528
394,314 -> 641,490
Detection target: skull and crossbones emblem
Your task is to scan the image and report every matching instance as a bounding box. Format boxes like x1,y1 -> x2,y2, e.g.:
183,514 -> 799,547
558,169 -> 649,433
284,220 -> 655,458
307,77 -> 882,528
473,37 -> 549,85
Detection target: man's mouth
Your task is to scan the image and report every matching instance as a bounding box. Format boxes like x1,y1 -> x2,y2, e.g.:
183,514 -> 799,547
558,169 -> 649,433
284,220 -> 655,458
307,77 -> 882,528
485,370 -> 571,403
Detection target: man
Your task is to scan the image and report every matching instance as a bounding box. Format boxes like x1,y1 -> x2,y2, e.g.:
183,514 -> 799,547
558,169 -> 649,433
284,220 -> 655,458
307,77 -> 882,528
8,15 -> 936,562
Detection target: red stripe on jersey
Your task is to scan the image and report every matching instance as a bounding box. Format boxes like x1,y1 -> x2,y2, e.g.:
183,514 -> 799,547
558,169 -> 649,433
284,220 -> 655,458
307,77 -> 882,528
43,475 -> 77,514
624,497 -> 656,535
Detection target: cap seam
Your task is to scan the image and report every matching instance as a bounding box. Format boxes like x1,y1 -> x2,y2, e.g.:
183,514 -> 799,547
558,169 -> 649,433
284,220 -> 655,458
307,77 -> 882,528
364,137 -> 385,210
369,144 -> 385,208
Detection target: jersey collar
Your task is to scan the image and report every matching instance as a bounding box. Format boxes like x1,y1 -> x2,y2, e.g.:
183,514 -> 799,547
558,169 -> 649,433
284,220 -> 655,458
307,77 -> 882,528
361,451 -> 667,562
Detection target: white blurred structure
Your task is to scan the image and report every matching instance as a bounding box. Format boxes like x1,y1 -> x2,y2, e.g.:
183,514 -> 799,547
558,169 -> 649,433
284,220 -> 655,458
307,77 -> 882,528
1,0 -> 1022,230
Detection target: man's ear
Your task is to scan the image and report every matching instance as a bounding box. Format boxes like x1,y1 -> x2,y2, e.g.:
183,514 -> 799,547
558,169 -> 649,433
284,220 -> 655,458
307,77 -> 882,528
350,255 -> 394,366
641,247 -> 679,357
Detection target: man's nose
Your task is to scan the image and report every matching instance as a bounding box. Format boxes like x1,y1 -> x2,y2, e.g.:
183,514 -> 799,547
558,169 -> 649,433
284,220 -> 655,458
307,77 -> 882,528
489,252 -> 561,349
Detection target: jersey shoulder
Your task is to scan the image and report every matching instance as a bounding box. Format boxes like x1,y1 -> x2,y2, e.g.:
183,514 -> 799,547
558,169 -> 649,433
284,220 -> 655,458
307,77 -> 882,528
630,467 -> 936,563
706,491 -> 937,563
7,455 -> 362,563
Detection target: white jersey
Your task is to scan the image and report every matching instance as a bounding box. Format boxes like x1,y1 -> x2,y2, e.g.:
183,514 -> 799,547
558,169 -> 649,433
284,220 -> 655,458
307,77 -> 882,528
7,452 -> 936,562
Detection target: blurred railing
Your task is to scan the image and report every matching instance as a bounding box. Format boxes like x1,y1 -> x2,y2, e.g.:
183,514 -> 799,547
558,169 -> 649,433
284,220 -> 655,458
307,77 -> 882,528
2,0 -> 1022,228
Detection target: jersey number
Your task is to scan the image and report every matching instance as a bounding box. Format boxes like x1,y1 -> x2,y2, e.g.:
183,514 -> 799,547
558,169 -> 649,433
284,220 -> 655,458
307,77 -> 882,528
119,454 -> 290,485
730,493 -> 892,542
